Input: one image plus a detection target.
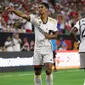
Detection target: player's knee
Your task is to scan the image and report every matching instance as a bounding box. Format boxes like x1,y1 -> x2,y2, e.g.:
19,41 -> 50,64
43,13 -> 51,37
34,66 -> 42,75
35,71 -> 41,75
46,68 -> 52,75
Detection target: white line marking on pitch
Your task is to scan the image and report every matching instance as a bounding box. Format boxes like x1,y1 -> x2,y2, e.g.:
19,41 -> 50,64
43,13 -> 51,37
0,69 -> 84,78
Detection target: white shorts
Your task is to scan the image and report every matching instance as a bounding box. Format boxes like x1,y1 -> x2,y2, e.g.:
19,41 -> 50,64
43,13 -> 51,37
79,53 -> 85,69
33,47 -> 53,65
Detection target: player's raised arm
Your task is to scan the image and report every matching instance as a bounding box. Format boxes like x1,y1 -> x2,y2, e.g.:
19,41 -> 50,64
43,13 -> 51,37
6,7 -> 30,21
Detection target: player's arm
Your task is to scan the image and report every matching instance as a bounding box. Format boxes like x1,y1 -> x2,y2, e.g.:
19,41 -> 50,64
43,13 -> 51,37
45,31 -> 58,39
70,27 -> 79,42
45,20 -> 58,39
6,7 -> 30,21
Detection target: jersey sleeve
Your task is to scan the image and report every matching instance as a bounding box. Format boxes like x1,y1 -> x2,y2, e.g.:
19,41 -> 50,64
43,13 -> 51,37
53,20 -> 58,32
29,14 -> 38,27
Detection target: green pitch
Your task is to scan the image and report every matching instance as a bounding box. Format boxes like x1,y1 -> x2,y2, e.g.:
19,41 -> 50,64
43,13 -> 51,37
0,69 -> 85,85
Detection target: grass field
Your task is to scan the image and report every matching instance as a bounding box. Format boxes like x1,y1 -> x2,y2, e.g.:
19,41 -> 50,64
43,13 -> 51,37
0,69 -> 85,85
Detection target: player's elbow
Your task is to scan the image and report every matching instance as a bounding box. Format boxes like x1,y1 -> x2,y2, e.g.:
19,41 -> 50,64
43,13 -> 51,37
22,15 -> 30,21
70,30 -> 75,37
70,27 -> 78,36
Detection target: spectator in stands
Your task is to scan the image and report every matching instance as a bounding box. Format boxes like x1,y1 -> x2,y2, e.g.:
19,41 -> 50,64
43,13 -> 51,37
0,47 -> 2,51
30,40 -> 35,51
0,6 -> 4,31
2,20 -> 7,32
57,14 -> 65,34
20,24 -> 26,33
12,33 -> 22,51
73,41 -> 79,50
7,23 -> 15,32
1,46 -> 6,52
22,19 -> 33,33
21,37 -> 30,51
4,36 -> 13,52
8,12 -> 19,25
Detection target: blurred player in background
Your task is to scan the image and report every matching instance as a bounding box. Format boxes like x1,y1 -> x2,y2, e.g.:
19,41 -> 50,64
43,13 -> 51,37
6,2 -> 58,85
70,18 -> 85,70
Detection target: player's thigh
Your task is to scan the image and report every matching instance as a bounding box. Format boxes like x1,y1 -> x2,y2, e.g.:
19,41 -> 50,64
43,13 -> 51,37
43,53 -> 53,74
33,50 -> 43,65
43,52 -> 53,64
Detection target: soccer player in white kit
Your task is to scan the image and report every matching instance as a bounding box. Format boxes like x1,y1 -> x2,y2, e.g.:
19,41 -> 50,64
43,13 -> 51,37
70,18 -> 85,70
6,2 -> 58,85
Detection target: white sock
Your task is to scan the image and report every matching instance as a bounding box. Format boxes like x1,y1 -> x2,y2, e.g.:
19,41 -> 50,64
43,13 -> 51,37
34,74 -> 42,85
46,74 -> 53,85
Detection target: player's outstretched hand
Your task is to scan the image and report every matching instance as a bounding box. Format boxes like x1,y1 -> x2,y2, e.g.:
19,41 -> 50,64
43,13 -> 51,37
5,6 -> 14,12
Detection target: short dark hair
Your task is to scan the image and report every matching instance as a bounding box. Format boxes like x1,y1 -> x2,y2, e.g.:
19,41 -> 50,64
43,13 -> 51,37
40,2 -> 49,9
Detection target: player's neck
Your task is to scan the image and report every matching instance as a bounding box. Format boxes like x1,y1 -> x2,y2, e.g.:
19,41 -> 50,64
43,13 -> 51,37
41,13 -> 48,24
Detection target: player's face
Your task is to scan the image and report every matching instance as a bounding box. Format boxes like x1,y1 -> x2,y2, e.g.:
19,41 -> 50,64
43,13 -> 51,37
38,4 -> 48,15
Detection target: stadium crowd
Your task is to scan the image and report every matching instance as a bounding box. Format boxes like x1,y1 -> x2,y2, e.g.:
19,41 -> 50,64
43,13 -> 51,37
0,0 -> 84,51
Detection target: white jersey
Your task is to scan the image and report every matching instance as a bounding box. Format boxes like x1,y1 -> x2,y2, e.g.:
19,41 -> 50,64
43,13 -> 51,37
30,14 -> 58,50
12,38 -> 21,51
74,18 -> 85,52
5,41 -> 13,52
